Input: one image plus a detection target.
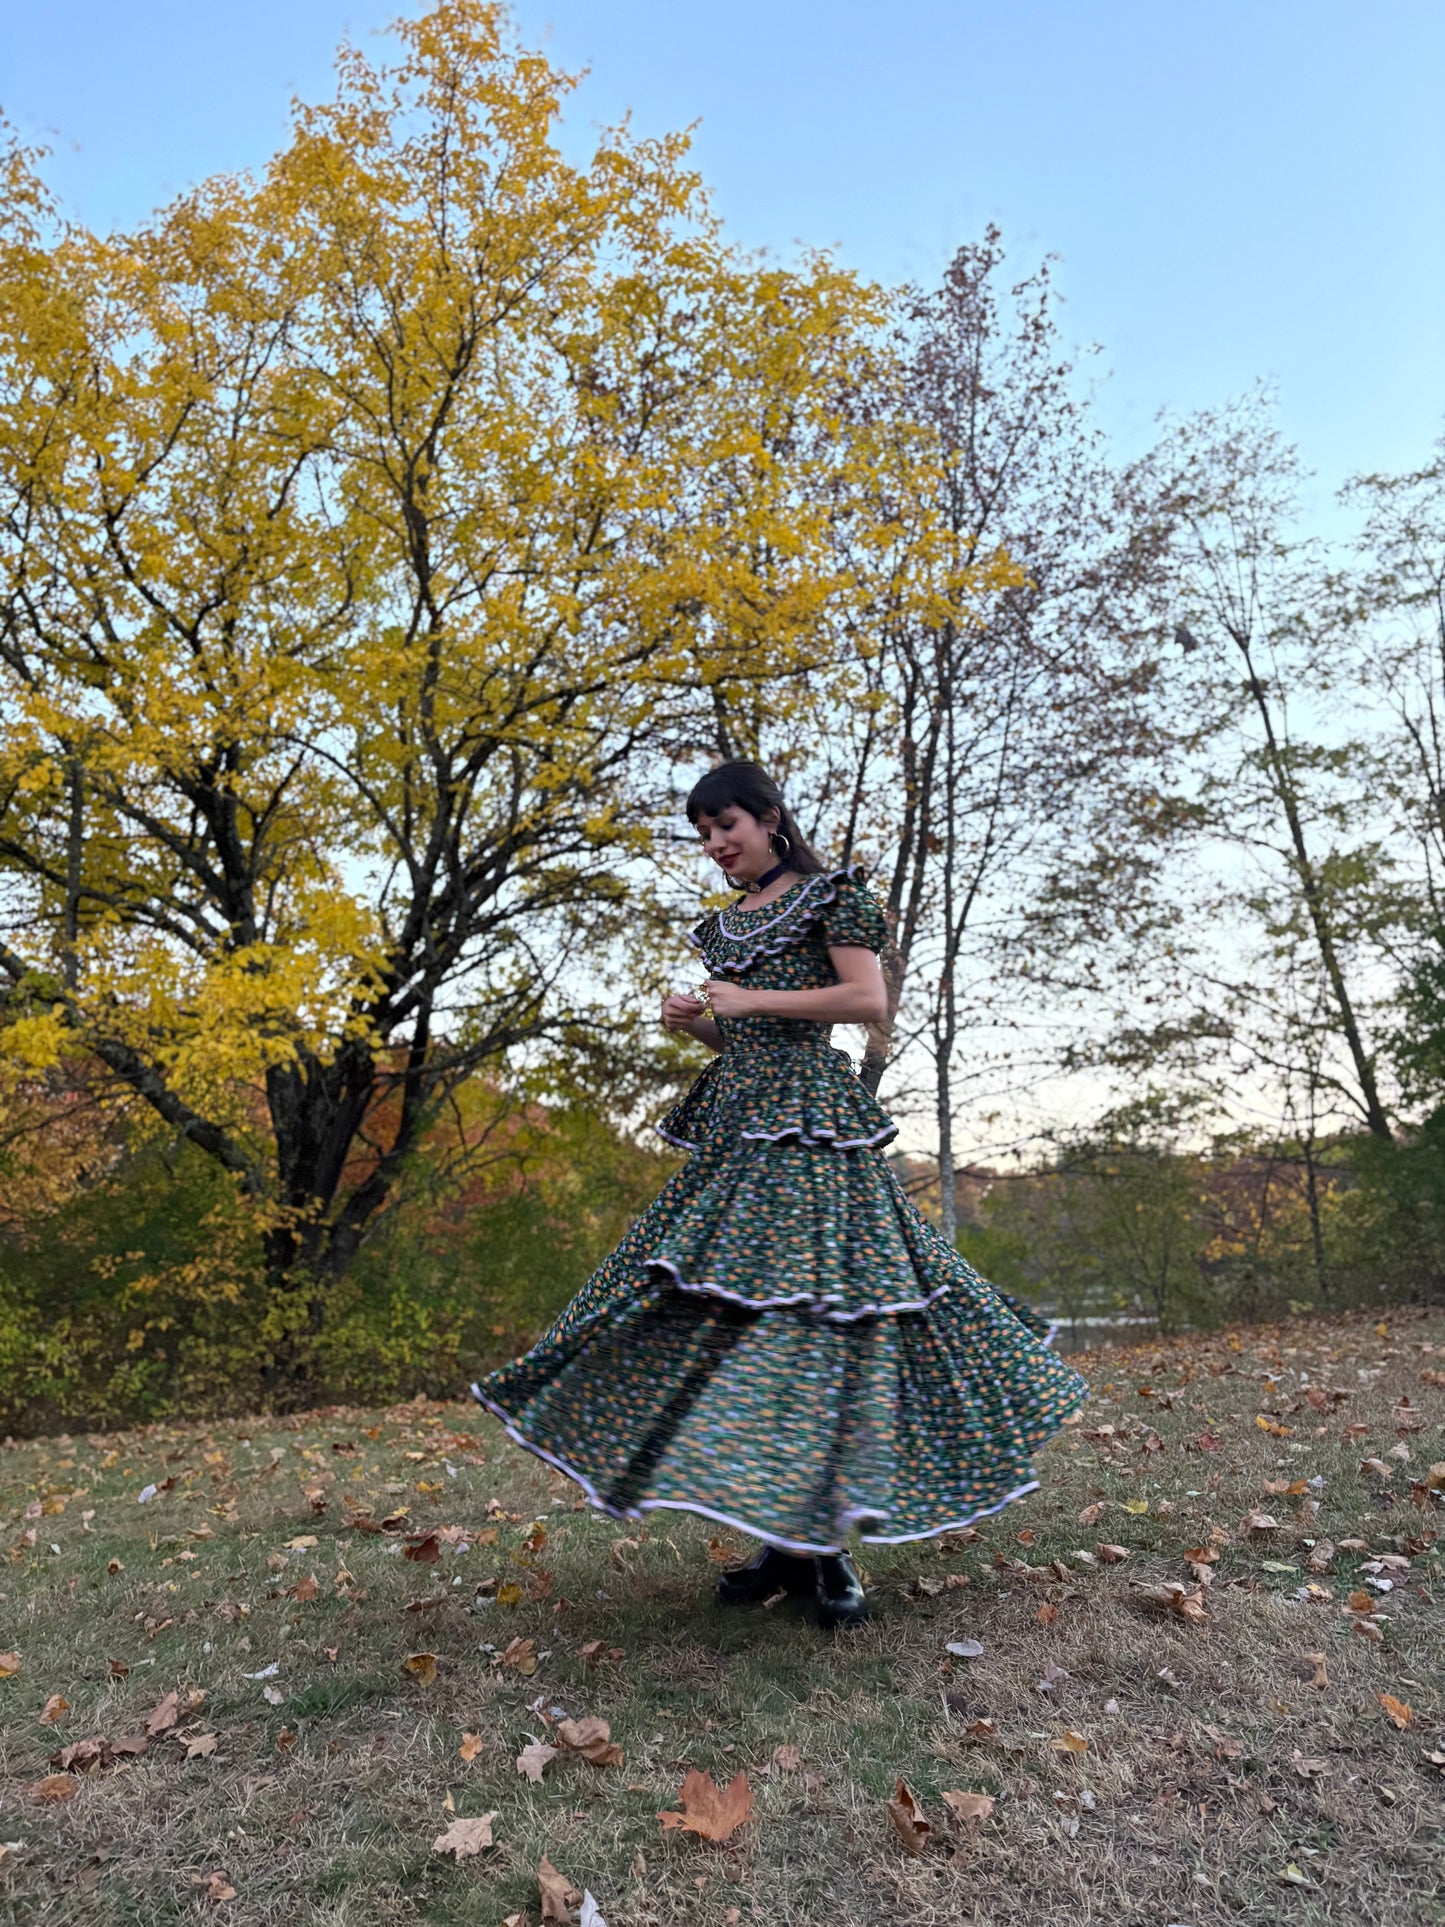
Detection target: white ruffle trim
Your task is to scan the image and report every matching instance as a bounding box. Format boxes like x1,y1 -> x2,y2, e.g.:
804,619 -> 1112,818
654,1118 -> 899,1153
641,1253 -> 954,1322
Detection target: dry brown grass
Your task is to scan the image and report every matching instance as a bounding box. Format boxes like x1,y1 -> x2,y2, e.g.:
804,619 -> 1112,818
1,1308 -> 1442,1925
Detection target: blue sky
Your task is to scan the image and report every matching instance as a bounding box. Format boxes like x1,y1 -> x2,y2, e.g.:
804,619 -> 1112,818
4,0 -> 1442,525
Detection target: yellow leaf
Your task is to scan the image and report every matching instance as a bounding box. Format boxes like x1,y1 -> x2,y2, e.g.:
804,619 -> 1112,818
1378,1691 -> 1414,1730
402,1652 -> 438,1687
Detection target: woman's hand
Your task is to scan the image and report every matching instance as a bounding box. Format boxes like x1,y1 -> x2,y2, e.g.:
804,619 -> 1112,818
661,991 -> 707,1034
701,978 -> 753,1018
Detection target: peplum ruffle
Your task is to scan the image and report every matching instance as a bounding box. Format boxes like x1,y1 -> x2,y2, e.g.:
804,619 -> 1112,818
655,1038 -> 898,1154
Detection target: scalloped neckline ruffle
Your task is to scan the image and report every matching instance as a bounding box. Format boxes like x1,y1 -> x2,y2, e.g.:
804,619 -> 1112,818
688,860 -> 868,973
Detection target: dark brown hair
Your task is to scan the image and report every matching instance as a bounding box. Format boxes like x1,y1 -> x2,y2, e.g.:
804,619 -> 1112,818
684,761 -> 827,876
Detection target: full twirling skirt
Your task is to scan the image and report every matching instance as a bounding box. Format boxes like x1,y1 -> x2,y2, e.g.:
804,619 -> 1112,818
471,1039 -> 1089,1552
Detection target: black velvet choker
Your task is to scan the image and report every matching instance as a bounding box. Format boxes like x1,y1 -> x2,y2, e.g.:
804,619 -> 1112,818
733,857 -> 791,895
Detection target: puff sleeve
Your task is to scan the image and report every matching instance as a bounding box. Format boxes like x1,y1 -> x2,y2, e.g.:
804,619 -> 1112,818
819,874 -> 889,953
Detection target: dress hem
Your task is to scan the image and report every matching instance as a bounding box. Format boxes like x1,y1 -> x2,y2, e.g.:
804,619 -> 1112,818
469,1381 -> 1058,1555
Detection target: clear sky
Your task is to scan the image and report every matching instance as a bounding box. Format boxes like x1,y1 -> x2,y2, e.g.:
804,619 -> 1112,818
4,0 -> 1442,531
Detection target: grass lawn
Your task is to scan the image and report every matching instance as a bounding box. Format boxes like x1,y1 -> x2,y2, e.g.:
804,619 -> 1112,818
1,1308 -> 1442,1926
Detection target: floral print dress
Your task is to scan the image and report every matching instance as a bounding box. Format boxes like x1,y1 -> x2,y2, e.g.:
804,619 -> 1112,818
471,862 -> 1089,1553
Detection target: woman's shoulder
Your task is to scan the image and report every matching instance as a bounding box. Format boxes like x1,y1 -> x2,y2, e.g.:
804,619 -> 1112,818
816,863 -> 889,950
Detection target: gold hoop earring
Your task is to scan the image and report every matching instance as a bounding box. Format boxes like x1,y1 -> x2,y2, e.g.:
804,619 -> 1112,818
770,831 -> 791,857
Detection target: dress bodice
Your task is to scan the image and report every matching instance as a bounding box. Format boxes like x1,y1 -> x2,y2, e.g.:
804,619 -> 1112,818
657,862 -> 897,1154
687,861 -> 889,1048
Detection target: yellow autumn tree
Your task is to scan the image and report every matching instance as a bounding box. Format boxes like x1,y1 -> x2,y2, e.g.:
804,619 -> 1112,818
0,0 -> 880,1390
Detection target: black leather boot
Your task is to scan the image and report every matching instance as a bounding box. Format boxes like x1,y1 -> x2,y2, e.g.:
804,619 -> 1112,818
814,1551 -> 869,1629
715,1542 -> 815,1607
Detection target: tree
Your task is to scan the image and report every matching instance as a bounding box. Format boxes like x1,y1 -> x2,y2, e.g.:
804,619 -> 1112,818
838,234 -> 1168,1240
0,1 -> 876,1393
1125,390 -> 1395,1146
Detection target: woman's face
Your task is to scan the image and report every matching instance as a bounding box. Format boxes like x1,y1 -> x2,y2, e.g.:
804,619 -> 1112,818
693,802 -> 782,886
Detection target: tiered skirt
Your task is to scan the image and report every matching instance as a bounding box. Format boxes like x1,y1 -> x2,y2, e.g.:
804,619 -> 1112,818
472,1037 -> 1089,1551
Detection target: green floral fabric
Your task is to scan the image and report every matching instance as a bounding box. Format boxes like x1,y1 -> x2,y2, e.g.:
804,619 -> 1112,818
473,862 -> 1090,1552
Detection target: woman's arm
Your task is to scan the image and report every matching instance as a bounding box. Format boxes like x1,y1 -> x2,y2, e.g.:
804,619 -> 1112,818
705,947 -> 888,1027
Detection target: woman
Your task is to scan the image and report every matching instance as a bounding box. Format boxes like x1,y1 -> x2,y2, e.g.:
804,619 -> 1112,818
472,761 -> 1088,1628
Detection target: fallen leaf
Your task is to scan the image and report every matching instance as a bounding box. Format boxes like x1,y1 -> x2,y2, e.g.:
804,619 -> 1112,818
1121,1498 -> 1149,1515
1378,1692 -> 1414,1730
495,1581 -> 525,1608
1095,1543 -> 1130,1563
579,1895 -> 608,1927
516,1739 -> 558,1783
941,1789 -> 995,1824
1133,1581 -> 1209,1625
459,1732 -> 483,1763
1077,1501 -> 1107,1526
945,1638 -> 984,1659
1305,1539 -> 1335,1573
262,1685 -> 284,1706
1051,1729 -> 1089,1754
1203,1723 -> 1244,1758
556,1716 -> 623,1767
1358,1458 -> 1394,1480
772,1744 -> 802,1772
1347,1589 -> 1375,1613
1304,1651 -> 1329,1688
432,1813 -> 497,1860
1278,1862 -> 1310,1886
403,1534 -> 441,1564
1290,1749 -> 1328,1778
292,1573 -> 319,1604
31,1773 -> 80,1803
658,1768 -> 755,1843
609,1537 -> 641,1569
961,1717 -> 998,1742
194,1868 -> 238,1902
52,1738 -> 109,1773
1,1650 -> 24,1677
1037,1602 -> 1058,1627
184,1733 -> 219,1759
402,1652 -> 438,1687
883,1776 -> 932,1854
539,1854 -> 584,1924
144,1691 -> 182,1738
1240,1511 -> 1279,1534
38,1693 -> 69,1725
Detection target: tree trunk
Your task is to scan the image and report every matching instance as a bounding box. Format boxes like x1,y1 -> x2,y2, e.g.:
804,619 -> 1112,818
1238,640 -> 1392,1140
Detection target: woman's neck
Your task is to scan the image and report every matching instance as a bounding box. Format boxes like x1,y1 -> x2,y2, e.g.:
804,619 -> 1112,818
726,867 -> 801,914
